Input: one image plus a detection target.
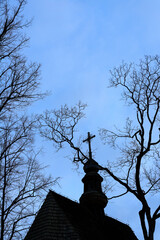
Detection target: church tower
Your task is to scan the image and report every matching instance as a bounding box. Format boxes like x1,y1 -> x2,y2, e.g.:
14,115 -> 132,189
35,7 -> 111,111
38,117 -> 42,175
24,131 -> 138,240
79,132 -> 108,218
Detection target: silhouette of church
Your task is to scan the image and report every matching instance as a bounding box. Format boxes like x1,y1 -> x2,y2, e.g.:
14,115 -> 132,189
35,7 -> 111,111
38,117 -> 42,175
25,133 -> 138,240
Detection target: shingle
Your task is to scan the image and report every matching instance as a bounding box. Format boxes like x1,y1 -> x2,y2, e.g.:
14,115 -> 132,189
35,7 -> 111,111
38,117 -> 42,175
24,190 -> 138,240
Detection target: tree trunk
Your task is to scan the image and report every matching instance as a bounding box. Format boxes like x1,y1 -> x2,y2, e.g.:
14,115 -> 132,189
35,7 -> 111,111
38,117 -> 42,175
139,208 -> 155,240
1,154 -> 7,240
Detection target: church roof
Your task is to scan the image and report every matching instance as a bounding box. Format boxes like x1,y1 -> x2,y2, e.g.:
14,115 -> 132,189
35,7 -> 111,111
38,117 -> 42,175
24,190 -> 138,240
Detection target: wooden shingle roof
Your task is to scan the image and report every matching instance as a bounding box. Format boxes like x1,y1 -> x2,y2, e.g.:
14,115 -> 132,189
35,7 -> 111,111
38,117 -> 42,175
24,190 -> 138,240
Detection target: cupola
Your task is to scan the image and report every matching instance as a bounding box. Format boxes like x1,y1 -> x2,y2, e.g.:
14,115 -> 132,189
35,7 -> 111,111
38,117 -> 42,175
79,132 -> 108,218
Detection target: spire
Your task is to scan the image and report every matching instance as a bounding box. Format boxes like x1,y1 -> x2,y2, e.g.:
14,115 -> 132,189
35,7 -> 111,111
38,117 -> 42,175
79,132 -> 108,218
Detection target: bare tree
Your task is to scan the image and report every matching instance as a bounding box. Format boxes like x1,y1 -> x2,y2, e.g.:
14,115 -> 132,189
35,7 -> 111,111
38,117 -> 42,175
0,1 -> 54,239
0,115 -> 53,240
0,0 -> 44,118
39,56 -> 160,240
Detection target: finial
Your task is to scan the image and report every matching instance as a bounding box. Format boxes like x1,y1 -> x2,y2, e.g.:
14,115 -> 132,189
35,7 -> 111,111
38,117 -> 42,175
83,132 -> 95,160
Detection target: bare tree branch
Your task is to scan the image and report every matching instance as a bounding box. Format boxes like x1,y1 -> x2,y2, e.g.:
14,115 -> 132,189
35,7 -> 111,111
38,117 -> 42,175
0,1 -> 54,239
39,55 -> 160,240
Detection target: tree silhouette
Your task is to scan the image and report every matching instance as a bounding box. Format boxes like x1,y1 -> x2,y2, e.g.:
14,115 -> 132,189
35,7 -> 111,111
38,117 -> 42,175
0,1 -> 54,239
39,56 -> 160,240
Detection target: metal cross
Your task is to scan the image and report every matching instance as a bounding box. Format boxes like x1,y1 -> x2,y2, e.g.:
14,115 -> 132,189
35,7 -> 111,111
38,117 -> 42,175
83,132 -> 95,160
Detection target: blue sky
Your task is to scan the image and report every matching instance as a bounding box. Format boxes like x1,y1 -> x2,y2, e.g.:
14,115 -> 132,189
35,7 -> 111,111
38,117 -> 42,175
24,1 -> 160,239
